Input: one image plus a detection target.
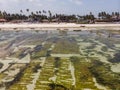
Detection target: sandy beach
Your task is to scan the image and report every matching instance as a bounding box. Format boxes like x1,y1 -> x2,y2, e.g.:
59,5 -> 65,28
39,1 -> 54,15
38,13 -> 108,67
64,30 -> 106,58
0,23 -> 120,31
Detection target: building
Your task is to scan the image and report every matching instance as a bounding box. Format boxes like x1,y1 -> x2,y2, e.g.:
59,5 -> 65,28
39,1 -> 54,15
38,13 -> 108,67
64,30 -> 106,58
52,18 -> 59,22
10,20 -> 24,23
42,19 -> 49,23
0,19 -> 7,23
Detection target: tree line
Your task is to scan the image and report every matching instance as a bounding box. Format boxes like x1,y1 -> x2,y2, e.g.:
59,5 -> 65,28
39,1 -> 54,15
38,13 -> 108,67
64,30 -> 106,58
0,9 -> 120,23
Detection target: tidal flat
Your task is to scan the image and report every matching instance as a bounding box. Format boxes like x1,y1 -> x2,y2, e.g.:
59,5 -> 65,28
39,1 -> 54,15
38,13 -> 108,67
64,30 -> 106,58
0,29 -> 120,90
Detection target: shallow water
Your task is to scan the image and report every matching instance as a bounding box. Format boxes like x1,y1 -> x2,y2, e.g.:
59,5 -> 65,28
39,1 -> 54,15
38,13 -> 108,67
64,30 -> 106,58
0,30 -> 120,90
0,30 -> 120,58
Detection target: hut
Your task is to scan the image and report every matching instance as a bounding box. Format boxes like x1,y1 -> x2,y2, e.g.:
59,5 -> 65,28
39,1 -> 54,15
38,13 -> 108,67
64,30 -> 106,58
0,19 -> 7,23
10,20 -> 24,23
52,18 -> 59,22
42,19 -> 49,23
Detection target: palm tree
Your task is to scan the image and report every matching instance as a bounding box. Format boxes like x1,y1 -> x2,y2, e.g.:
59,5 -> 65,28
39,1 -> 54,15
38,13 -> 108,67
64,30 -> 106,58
20,10 -> 23,20
3,11 -> 7,19
106,13 -> 111,20
36,11 -> 39,15
115,12 -> 119,19
112,12 -> 115,17
39,11 -> 41,15
48,10 -> 52,22
42,10 -> 46,14
98,12 -> 102,19
0,11 -> 3,19
26,9 -> 30,16
20,10 -> 23,14
89,12 -> 95,20
101,12 -> 104,19
26,9 -> 29,12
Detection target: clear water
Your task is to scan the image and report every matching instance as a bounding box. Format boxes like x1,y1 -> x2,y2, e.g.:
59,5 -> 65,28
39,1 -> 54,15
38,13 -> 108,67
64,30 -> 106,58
0,30 -> 120,63
0,30 -> 120,90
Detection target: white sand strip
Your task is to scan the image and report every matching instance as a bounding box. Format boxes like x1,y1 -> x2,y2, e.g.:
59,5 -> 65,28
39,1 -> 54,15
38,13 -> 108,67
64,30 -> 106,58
0,23 -> 120,30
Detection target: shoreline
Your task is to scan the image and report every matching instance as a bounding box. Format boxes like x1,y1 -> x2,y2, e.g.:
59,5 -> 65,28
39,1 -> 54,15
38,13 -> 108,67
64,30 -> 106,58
0,23 -> 120,31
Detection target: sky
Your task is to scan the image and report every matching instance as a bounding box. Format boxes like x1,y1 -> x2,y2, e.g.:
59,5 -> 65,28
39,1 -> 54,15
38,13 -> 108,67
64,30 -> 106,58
0,0 -> 119,15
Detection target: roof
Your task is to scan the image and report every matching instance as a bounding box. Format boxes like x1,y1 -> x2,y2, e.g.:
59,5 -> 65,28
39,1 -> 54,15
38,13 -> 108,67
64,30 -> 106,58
10,20 -> 24,23
52,18 -> 59,22
42,19 -> 49,22
0,19 -> 7,22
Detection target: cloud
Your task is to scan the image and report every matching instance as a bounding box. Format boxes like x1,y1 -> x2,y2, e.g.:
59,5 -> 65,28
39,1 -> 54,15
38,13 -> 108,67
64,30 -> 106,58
28,0 -> 34,2
0,0 -> 34,3
0,0 -> 56,4
47,0 -> 56,2
0,0 -> 19,2
0,0 -> 41,7
69,0 -> 82,5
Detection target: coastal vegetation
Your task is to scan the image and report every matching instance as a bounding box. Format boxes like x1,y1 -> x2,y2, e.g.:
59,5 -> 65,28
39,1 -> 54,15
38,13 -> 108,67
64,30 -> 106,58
70,57 -> 120,90
109,52 -> 120,63
8,61 -> 41,90
0,63 -> 3,69
0,10 -> 119,23
89,60 -> 120,90
35,57 -> 73,90
0,30 -> 120,90
52,38 -> 79,54
70,57 -> 100,90
31,42 -> 52,59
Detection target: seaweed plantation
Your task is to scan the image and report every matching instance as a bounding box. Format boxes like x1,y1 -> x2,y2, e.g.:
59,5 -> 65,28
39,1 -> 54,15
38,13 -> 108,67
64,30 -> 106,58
0,30 -> 120,90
